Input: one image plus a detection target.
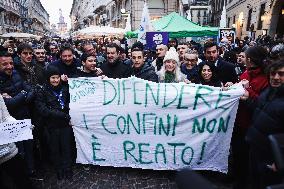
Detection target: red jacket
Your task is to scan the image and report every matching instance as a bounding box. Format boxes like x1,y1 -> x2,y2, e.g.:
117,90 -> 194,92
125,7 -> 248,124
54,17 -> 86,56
235,68 -> 268,131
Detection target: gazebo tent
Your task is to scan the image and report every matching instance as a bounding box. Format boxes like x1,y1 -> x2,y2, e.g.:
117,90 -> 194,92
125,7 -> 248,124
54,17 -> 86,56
126,12 -> 218,38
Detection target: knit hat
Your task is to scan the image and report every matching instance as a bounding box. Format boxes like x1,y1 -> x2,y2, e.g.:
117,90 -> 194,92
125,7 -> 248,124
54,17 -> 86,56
45,66 -> 61,81
163,47 -> 179,63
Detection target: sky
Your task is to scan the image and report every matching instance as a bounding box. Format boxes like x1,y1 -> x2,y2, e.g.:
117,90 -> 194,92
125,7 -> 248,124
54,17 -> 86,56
41,0 -> 73,29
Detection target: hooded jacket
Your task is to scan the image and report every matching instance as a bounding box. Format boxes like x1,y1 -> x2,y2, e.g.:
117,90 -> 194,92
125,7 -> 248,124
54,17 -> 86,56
132,63 -> 158,82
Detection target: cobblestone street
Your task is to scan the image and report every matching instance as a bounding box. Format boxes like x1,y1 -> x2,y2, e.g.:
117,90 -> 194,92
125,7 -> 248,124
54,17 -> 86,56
33,164 -> 233,189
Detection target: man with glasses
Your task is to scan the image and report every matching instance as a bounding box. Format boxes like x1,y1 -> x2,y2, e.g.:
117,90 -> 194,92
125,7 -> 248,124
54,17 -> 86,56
181,51 -> 199,83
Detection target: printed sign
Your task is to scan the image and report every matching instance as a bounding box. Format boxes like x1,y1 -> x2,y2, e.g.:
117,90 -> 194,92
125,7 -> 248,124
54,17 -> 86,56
146,32 -> 169,49
69,77 -> 244,173
218,28 -> 236,44
0,119 -> 33,145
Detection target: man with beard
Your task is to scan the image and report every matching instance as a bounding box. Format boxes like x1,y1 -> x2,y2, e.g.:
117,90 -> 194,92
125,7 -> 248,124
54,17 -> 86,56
14,43 -> 38,87
49,44 -> 81,82
151,44 -> 168,72
131,47 -> 158,82
33,45 -> 48,86
101,43 -> 131,79
202,41 -> 238,84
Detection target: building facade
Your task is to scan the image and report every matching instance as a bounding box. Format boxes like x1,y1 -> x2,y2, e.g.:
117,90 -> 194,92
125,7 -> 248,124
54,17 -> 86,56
0,0 -> 50,35
70,0 -> 183,32
187,0 -> 210,26
209,0 -> 283,39
226,0 -> 283,39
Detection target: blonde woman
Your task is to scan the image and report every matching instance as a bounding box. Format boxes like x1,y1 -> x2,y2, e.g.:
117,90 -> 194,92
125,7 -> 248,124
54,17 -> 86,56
157,47 -> 188,83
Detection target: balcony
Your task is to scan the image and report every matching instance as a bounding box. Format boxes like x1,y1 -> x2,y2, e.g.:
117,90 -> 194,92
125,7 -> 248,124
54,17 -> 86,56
5,4 -> 20,17
0,1 -> 5,12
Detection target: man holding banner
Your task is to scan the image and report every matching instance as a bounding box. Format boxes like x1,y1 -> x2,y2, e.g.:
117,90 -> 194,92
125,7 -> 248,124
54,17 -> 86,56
130,44 -> 158,82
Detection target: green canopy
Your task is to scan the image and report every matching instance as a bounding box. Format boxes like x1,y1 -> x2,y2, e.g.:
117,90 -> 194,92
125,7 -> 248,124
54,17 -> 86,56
126,12 -> 219,38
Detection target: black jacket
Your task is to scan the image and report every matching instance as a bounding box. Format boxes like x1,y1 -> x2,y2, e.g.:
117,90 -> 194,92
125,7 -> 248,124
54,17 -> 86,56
35,84 -> 70,128
132,63 -> 158,82
101,59 -> 131,79
14,59 -> 39,87
202,58 -> 238,84
246,85 -> 284,159
49,58 -> 81,78
0,71 -> 33,119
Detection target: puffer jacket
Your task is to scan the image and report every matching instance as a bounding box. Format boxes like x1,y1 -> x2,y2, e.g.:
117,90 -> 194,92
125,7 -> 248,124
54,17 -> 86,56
0,71 -> 32,119
132,63 -> 158,82
0,95 -> 17,164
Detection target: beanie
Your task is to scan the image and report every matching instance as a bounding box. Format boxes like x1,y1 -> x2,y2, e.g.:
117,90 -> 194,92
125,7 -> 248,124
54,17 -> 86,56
163,47 -> 179,63
45,66 -> 61,81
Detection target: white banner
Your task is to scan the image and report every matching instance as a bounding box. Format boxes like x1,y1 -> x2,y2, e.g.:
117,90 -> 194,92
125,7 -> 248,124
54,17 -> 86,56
0,119 -> 33,145
69,77 -> 244,173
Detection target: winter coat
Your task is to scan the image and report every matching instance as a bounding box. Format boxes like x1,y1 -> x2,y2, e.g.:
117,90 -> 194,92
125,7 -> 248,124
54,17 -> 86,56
35,84 -> 70,128
246,85 -> 284,163
132,63 -> 158,82
14,59 -> 39,87
0,95 -> 17,164
180,64 -> 199,83
101,59 -> 132,79
201,58 -> 238,84
0,71 -> 33,119
49,58 -> 81,78
235,68 -> 268,131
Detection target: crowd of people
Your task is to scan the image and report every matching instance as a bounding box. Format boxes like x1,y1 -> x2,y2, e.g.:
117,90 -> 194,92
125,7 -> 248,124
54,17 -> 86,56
0,34 -> 283,189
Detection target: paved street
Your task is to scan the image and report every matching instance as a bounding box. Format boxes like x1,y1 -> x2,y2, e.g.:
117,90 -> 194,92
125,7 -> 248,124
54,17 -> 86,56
33,164 -> 233,189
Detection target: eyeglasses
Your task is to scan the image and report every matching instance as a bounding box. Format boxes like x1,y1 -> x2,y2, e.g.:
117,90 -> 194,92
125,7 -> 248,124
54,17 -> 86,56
22,52 -> 33,55
35,51 -> 45,55
270,71 -> 284,77
184,58 -> 197,62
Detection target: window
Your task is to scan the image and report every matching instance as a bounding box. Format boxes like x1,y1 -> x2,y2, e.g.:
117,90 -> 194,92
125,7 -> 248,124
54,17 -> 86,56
148,0 -> 164,9
257,3 -> 266,30
246,9 -> 252,31
233,15 -> 236,25
227,17 -> 230,28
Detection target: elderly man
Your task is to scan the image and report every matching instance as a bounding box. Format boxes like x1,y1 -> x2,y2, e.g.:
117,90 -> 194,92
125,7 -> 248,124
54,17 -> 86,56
151,44 -> 168,72
180,51 -> 199,83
